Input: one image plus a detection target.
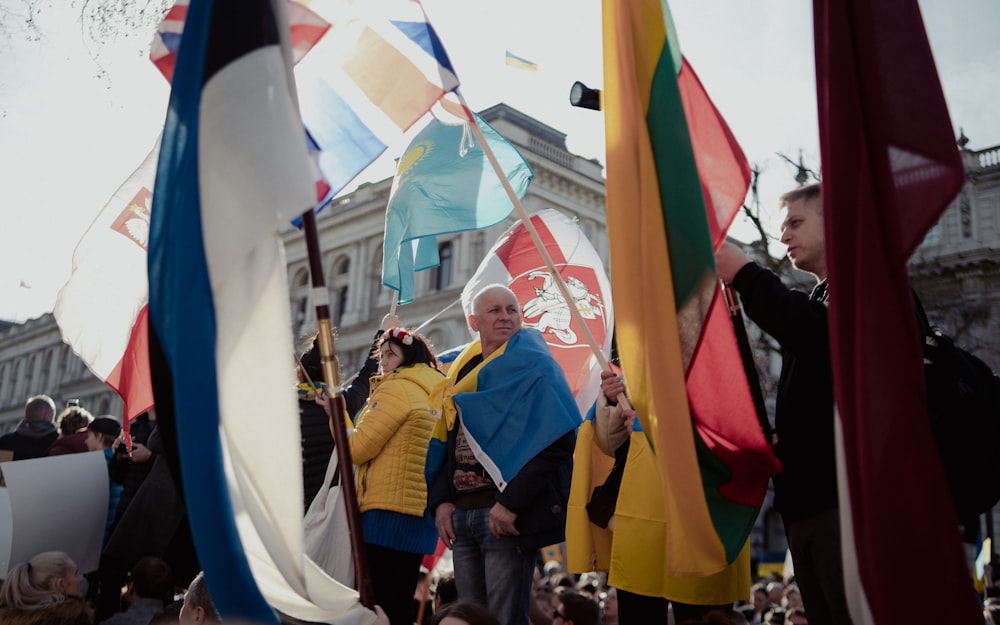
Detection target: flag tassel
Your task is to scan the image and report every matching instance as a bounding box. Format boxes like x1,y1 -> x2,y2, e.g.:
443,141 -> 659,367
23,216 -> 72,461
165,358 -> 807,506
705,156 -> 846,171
456,90 -> 630,408
301,209 -> 374,608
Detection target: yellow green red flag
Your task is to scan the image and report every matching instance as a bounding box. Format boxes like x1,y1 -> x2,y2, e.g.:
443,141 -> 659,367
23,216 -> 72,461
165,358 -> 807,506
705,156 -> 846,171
601,0 -> 781,576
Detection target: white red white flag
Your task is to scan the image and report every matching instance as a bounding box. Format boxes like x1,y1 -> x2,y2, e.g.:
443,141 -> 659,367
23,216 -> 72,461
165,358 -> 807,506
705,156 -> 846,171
462,209 -> 614,416
54,139 -> 160,424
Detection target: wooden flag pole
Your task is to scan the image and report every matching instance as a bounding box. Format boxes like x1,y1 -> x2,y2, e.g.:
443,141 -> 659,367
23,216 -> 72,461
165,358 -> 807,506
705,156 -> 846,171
456,91 -> 631,410
300,209 -> 375,609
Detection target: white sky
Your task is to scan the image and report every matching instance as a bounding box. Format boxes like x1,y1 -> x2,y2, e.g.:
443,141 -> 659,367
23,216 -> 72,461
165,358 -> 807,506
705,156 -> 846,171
1,0 -> 998,322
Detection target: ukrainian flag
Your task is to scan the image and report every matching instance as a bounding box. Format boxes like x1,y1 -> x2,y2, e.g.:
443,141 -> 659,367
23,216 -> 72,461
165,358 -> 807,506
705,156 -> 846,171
504,50 -> 538,71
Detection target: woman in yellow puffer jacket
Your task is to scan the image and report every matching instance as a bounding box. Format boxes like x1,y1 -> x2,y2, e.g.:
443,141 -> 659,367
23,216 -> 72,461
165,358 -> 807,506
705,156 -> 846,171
348,327 -> 444,625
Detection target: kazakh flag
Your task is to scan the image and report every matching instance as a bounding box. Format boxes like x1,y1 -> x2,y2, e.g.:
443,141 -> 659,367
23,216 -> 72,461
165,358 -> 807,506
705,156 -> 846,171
382,113 -> 533,305
602,0 -> 781,576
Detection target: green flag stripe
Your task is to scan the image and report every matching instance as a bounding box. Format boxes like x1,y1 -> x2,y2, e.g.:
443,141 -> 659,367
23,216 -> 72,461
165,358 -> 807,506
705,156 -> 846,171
645,31 -> 716,307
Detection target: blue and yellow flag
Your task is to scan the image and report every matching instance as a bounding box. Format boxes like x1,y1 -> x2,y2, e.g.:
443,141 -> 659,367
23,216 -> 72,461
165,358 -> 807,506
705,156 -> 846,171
505,50 -> 538,71
382,113 -> 533,304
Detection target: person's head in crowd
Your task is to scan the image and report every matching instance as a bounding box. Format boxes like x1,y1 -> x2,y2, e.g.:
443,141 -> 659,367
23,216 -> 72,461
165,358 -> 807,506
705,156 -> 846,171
751,582 -> 770,614
552,590 -> 601,625
782,585 -> 803,610
533,587 -> 555,622
298,334 -> 327,385
430,598 -> 502,625
179,572 -> 219,625
764,607 -> 786,625
56,405 -> 93,435
574,572 -> 600,598
785,606 -> 808,625
766,581 -> 784,605
549,572 -> 575,592
377,328 -> 437,374
125,556 -> 174,605
598,587 -> 618,625
553,591 -> 600,625
469,284 -> 522,357
434,574 -> 458,612
86,417 -> 122,452
542,559 -> 563,580
0,551 -> 84,608
24,395 -> 56,423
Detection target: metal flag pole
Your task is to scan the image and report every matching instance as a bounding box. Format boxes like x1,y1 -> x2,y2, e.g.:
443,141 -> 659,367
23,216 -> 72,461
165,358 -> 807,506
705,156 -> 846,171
300,209 -> 374,608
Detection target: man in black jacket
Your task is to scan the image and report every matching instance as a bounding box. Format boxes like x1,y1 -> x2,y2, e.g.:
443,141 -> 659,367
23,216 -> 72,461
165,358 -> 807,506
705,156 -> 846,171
0,394 -> 58,460
715,183 -> 852,625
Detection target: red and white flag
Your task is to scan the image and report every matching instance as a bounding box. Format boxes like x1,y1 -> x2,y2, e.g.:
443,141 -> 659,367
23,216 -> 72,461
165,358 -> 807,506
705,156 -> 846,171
54,140 -> 160,425
461,209 -> 614,416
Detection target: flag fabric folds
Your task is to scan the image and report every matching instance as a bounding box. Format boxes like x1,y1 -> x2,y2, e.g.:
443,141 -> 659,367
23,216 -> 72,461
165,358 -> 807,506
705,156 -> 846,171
460,209 -> 613,417
150,0 -> 330,83
148,0 -> 369,623
601,0 -> 780,576
814,1 -> 980,623
54,141 -> 159,425
382,113 -> 533,304
295,0 -> 460,197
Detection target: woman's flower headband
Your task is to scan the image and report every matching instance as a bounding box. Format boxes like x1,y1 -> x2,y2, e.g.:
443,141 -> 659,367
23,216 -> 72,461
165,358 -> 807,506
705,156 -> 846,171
387,327 -> 414,346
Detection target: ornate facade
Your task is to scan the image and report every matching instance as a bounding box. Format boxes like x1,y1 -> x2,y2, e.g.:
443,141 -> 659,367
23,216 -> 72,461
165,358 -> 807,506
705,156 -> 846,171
909,139 -> 1000,371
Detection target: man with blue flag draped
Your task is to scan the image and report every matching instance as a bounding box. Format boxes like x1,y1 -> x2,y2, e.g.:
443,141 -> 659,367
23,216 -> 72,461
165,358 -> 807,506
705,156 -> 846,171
426,284 -> 579,625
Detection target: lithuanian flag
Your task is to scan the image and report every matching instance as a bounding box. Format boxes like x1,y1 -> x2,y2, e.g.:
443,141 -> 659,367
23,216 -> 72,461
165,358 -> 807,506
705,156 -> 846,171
602,0 -> 781,576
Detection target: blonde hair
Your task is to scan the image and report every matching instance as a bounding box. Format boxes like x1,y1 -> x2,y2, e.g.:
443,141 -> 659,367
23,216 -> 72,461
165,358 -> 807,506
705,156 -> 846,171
0,551 -> 75,609
778,182 -> 822,213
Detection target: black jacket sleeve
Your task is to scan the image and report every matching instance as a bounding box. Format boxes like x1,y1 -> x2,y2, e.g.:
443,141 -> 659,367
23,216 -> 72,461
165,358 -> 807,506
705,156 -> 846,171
342,330 -> 384,418
496,430 -> 576,514
733,262 -> 829,356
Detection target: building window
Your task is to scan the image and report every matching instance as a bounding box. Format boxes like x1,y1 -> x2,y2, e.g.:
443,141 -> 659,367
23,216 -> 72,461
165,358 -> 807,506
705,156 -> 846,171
334,286 -> 349,326
290,268 -> 310,335
330,255 -> 351,326
960,194 -> 972,238
432,241 -> 454,291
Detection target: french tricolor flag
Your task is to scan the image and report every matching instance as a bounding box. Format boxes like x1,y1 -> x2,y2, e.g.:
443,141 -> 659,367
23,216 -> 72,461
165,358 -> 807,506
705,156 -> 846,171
147,0 -> 370,623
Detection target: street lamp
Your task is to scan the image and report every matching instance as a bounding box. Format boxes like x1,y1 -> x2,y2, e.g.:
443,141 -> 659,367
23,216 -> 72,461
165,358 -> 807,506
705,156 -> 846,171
569,81 -> 601,111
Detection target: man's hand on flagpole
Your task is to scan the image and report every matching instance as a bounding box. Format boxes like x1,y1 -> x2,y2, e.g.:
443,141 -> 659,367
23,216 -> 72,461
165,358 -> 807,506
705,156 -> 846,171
489,502 -> 519,538
435,502 -> 457,549
715,241 -> 753,284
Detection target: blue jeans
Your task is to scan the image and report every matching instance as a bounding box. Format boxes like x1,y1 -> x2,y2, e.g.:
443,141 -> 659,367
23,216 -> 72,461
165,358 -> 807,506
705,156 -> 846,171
451,507 -> 536,625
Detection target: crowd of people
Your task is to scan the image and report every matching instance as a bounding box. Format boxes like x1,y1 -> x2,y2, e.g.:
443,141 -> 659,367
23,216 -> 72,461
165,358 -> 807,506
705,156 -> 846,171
1,185 -> 996,625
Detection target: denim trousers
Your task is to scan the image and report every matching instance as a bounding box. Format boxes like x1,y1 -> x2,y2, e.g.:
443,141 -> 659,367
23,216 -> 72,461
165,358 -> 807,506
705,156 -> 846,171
451,506 -> 536,625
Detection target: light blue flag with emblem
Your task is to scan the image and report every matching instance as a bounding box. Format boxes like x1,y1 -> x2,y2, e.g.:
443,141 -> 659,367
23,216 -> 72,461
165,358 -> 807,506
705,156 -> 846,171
382,113 -> 533,304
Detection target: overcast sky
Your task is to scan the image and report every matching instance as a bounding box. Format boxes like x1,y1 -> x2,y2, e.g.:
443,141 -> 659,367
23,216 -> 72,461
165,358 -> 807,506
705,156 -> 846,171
1,0 -> 997,322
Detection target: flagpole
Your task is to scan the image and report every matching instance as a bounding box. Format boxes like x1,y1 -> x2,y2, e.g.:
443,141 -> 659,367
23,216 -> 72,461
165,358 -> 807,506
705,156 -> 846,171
723,284 -> 772,441
301,209 -> 375,609
456,91 -> 631,409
